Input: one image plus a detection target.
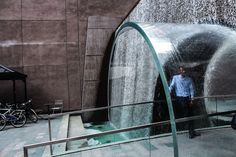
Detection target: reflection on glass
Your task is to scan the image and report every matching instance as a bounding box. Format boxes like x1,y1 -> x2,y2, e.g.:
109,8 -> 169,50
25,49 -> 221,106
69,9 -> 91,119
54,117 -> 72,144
109,22 -> 236,157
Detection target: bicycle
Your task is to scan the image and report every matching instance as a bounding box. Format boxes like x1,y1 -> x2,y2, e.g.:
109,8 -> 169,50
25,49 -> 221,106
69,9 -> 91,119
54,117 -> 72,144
0,103 -> 26,131
16,99 -> 38,123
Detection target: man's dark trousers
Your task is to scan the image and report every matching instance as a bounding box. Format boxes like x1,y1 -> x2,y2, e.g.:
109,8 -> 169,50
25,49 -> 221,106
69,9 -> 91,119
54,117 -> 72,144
175,96 -> 194,136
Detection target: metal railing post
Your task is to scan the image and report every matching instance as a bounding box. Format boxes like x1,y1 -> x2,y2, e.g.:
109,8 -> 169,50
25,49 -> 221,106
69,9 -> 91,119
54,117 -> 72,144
48,115 -> 53,155
23,147 -> 28,157
215,97 -> 218,126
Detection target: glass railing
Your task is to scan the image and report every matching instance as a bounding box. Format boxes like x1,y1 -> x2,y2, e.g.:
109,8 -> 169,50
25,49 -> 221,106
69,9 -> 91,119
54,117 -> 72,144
23,95 -> 236,157
23,100 -> 173,157
175,95 -> 236,157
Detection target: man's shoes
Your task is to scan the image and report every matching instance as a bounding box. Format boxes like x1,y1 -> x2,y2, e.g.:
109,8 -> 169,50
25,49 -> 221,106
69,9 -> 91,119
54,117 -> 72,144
193,132 -> 201,136
189,134 -> 194,139
189,131 -> 201,139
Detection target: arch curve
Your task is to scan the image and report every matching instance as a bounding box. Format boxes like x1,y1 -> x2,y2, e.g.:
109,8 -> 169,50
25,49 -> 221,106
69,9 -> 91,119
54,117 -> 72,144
107,22 -> 179,157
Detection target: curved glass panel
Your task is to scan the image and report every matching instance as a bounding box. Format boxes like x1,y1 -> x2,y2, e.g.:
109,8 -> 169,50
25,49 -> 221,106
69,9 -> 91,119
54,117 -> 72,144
108,22 -> 178,157
109,27 -> 158,134
109,22 -> 236,157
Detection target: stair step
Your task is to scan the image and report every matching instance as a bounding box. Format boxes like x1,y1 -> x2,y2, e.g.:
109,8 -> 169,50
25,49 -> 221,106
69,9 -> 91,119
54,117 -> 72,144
42,114 -> 69,157
67,115 -> 87,150
53,114 -> 69,154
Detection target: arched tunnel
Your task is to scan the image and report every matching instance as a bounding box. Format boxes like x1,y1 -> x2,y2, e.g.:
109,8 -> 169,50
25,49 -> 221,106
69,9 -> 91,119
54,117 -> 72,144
108,22 -> 236,155
153,29 -> 233,133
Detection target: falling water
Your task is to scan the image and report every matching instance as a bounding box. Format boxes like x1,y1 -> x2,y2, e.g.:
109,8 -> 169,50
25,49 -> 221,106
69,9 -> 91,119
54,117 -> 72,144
109,22 -> 236,138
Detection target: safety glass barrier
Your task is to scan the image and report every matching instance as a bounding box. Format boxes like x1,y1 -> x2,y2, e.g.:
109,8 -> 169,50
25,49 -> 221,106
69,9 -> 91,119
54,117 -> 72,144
54,133 -> 176,157
175,96 -> 236,157
203,96 -> 236,126
24,100 -> 174,157
57,139 -> 152,157
23,96 -> 236,157
174,96 -> 236,133
50,135 -> 171,157
24,115 -> 175,157
54,129 -> 165,157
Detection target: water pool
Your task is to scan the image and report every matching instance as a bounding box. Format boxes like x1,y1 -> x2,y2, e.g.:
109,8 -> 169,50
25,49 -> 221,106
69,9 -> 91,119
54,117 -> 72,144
84,122 -> 127,145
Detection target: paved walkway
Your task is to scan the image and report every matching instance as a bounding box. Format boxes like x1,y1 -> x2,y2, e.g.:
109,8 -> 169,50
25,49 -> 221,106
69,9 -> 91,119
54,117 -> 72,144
0,117 -> 62,157
1,118 -> 235,157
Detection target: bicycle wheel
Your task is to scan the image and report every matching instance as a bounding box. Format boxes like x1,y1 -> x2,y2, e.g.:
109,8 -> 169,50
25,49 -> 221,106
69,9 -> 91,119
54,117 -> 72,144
0,114 -> 6,131
28,109 -> 38,123
11,112 -> 26,128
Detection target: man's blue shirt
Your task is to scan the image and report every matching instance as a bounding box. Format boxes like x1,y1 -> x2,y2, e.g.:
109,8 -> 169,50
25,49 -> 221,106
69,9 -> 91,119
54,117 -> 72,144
169,74 -> 195,98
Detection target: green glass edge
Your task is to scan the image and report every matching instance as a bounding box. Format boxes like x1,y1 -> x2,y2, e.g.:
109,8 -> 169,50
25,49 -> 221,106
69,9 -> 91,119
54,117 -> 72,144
107,21 -> 179,157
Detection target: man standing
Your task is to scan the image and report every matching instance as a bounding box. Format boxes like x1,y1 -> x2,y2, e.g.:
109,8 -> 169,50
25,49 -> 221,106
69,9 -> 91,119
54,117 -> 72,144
169,66 -> 200,138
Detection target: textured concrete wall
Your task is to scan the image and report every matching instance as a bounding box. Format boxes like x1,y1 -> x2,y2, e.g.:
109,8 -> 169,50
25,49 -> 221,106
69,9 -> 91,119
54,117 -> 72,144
0,0 -> 139,112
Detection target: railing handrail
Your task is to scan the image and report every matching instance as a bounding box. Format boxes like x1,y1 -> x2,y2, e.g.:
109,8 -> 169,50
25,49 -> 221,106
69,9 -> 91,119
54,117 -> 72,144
24,109 -> 236,154
193,94 -> 236,100
46,94 -> 236,118
23,94 -> 236,156
51,125 -> 231,157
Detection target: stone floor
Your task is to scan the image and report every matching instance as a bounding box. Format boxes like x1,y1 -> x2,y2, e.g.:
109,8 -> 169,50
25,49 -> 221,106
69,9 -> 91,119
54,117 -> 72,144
0,117 -> 62,157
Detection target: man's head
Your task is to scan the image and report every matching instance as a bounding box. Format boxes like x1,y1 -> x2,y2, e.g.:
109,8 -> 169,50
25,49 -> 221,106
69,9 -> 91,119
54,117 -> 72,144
178,66 -> 186,76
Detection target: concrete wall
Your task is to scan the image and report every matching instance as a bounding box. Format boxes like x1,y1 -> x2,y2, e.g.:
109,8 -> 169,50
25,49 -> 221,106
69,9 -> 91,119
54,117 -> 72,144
0,0 -> 139,112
